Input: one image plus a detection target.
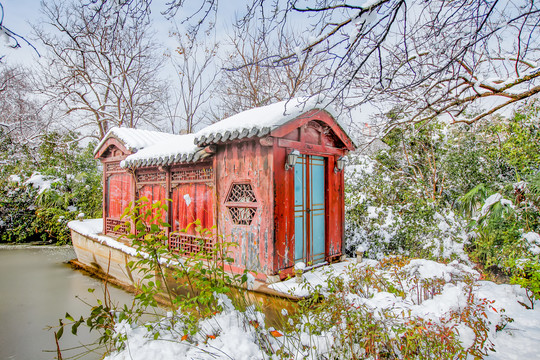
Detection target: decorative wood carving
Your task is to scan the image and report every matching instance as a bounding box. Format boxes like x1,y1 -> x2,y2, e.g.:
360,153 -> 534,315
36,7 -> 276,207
171,167 -> 213,183
225,183 -> 258,225
136,171 -> 166,183
106,161 -> 123,173
226,183 -> 257,203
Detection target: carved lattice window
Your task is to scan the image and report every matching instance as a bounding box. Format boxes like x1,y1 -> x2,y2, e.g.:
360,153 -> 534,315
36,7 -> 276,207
227,183 -> 257,203
226,183 -> 257,225
228,207 -> 257,225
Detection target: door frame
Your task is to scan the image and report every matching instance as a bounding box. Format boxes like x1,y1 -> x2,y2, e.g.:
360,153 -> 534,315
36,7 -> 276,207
293,152 -> 328,266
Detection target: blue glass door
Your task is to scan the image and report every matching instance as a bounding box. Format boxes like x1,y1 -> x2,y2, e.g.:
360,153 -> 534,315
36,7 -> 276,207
294,155 -> 326,265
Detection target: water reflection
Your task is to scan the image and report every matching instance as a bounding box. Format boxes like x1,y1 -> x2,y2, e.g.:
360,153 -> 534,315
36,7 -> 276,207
0,246 -> 135,360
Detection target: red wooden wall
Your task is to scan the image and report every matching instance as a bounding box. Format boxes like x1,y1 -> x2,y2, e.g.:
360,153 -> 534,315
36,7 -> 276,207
99,140 -> 133,236
133,164 -> 215,252
107,173 -> 132,218
215,140 -> 274,280
135,168 -> 167,226
171,183 -> 214,233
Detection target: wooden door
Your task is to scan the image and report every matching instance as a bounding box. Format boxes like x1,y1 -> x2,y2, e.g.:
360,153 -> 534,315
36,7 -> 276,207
294,155 -> 326,265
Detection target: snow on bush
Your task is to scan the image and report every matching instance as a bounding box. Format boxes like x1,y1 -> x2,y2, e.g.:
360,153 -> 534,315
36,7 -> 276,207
522,232 -> 540,255
24,172 -> 60,194
344,154 -> 468,261
103,258 -> 540,360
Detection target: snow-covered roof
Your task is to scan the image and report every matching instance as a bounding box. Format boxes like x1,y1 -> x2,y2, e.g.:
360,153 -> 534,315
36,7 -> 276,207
96,128 -> 203,168
121,134 -> 205,168
96,98 -> 354,168
95,127 -> 179,155
194,98 -> 344,146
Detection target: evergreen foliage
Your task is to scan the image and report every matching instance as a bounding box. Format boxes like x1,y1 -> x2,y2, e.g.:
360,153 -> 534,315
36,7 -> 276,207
0,130 -> 102,243
345,101 -> 540,301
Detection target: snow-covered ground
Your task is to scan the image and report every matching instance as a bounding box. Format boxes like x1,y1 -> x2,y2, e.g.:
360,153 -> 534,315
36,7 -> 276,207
103,258 -> 540,360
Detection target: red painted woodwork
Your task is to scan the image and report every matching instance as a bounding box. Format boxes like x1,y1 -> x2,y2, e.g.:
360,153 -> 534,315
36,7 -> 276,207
107,173 -> 132,219
270,110 -> 355,151
138,183 -> 167,222
215,140 -> 274,276
273,117 -> 348,278
95,138 -> 131,159
171,183 -> 214,233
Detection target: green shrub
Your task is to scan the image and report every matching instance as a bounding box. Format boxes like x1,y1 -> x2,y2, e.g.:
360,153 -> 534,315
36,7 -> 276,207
0,130 -> 102,244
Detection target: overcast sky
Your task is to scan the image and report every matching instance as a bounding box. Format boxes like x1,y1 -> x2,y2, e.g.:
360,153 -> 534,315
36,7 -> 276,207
0,0 -> 221,68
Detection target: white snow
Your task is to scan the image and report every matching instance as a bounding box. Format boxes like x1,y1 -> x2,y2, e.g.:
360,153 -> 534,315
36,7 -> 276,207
367,206 -> 379,219
194,97 -> 349,142
8,174 -> 20,183
523,232 -> 540,255
121,133 -> 199,167
481,193 -> 502,216
101,258 -> 540,360
107,295 -> 268,360
67,219 -> 139,257
480,193 -> 514,217
24,172 -> 59,194
476,281 -> 540,360
94,127 -> 179,155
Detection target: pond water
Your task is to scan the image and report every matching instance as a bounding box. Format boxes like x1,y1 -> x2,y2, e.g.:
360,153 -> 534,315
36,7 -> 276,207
0,246 -> 136,360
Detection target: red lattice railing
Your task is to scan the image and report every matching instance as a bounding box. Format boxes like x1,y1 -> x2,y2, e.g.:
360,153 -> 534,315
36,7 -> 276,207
105,218 -> 129,236
169,233 -> 215,255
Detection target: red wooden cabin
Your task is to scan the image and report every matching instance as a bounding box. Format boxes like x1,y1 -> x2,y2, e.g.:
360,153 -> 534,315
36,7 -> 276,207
94,99 -> 356,282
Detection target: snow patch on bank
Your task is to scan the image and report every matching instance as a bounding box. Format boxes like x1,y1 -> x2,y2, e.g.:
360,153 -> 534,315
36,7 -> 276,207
101,257 -> 540,360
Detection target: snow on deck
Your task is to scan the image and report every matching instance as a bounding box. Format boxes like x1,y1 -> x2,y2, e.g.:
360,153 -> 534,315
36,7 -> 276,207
68,219 -> 138,257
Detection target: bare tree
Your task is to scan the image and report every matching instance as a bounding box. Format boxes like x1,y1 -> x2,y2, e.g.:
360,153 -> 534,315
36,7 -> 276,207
81,0 -> 540,136
165,33 -> 218,134
34,0 -> 168,139
216,21 -> 326,117
0,65 -> 49,143
157,1 -> 540,136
